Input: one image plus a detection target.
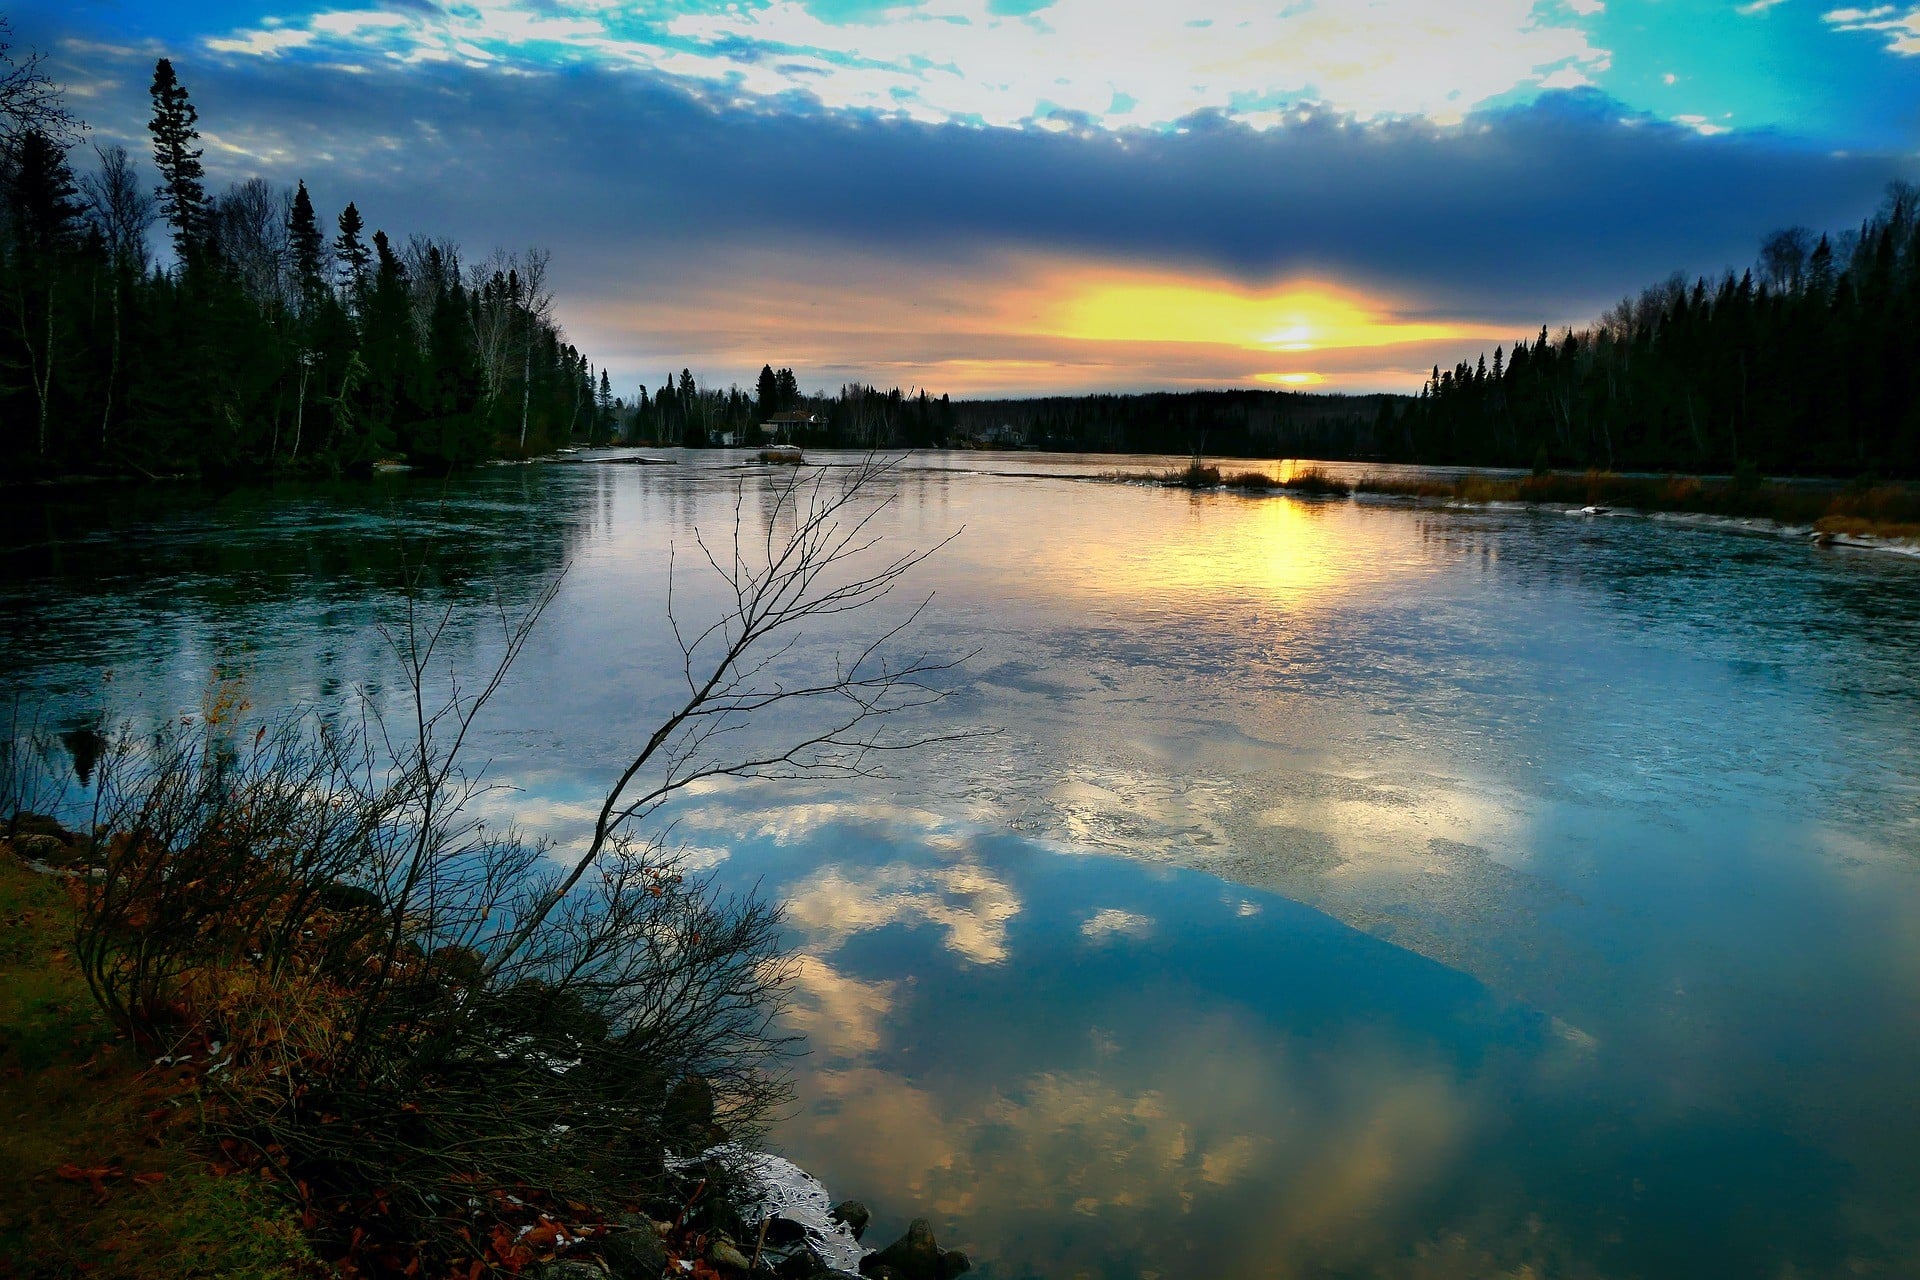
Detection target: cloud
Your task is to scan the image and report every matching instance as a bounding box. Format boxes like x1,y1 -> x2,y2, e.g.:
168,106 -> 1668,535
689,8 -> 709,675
783,859 -> 1023,964
32,23 -> 1913,395
186,0 -> 1611,130
1823,4 -> 1920,52
1737,0 -> 1793,12
781,953 -> 901,1056
1079,907 -> 1153,941
785,1016 -> 1478,1275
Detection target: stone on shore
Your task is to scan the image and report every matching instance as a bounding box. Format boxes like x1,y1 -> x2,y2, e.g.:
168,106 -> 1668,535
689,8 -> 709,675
830,1200 -> 870,1241
859,1218 -> 968,1280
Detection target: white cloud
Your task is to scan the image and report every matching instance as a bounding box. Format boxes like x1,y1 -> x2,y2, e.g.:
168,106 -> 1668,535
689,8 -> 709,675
781,954 -> 900,1056
1736,0 -> 1792,13
1823,3 -> 1920,53
197,0 -> 1615,130
1080,907 -> 1154,941
783,858 -> 1023,965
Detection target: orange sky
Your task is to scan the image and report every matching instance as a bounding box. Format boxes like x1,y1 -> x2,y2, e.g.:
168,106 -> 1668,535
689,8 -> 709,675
574,249 -> 1515,398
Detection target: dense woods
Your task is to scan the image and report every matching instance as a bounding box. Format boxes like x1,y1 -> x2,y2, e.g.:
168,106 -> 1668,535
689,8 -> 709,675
946,389 -> 1400,457
624,368 -> 961,450
1,40 -> 611,478
7,17 -> 1918,481
1408,185 -> 1920,478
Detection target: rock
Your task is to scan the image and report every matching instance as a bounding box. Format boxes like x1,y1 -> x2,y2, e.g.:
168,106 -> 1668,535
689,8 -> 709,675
774,1248 -> 834,1278
861,1219 -> 941,1280
596,1225 -> 668,1278
939,1251 -> 971,1278
528,1262 -> 606,1280
12,813 -> 73,841
12,832 -> 72,863
830,1200 -> 870,1241
763,1216 -> 809,1249
709,1237 -> 753,1270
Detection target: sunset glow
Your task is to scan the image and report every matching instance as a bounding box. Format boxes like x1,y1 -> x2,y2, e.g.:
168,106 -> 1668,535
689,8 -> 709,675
31,0 -> 1917,396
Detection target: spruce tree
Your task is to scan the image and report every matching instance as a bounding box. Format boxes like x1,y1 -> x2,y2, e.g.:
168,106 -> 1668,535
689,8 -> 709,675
5,127 -> 84,254
288,180 -> 325,308
335,201 -> 370,302
147,58 -> 206,260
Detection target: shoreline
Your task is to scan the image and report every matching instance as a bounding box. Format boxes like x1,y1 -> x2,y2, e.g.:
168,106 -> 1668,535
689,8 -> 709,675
1105,462 -> 1920,559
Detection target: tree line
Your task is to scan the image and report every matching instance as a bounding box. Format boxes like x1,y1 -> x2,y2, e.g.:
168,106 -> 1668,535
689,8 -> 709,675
946,388 -> 1401,457
1,31 -> 613,478
623,367 -> 958,449
1409,185 -> 1920,477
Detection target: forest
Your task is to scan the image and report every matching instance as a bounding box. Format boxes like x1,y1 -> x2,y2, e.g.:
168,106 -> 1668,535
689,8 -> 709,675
1405,186 -> 1920,478
0,40 -> 613,478
7,15 -> 1917,481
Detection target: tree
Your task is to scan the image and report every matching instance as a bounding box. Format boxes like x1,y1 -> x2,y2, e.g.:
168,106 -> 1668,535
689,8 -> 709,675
64,457 -> 962,1271
287,180 -> 325,308
1759,226 -> 1815,294
0,15 -> 81,152
5,125 -> 83,254
210,177 -> 289,307
514,247 -> 552,450
755,363 -> 779,421
80,144 -> 153,273
335,200 -> 370,305
5,126 -> 84,456
147,58 -> 206,261
80,144 -> 154,449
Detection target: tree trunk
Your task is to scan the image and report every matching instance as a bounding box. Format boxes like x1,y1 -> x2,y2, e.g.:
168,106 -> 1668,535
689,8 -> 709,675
291,362 -> 309,463
35,294 -> 55,456
518,333 -> 532,450
102,280 -> 121,450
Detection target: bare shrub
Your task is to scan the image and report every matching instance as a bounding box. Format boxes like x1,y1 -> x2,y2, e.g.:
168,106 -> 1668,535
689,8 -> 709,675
59,455 -> 962,1272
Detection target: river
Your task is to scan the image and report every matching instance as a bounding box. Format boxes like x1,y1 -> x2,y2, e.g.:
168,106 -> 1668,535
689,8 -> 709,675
5,448 -> 1919,1278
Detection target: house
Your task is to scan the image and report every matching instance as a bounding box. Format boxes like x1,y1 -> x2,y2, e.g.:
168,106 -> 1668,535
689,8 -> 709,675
759,409 -> 821,444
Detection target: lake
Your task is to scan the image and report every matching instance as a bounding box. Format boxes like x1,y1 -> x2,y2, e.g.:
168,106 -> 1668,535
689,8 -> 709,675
5,449 -> 1919,1278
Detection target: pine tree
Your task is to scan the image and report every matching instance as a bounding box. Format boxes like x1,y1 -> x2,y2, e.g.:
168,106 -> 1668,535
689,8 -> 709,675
335,201 -> 370,304
756,363 -> 778,421
5,127 -> 84,255
288,181 -> 325,308
147,58 -> 206,260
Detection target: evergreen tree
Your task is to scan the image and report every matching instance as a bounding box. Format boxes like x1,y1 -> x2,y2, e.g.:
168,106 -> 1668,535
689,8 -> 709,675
146,58 -> 206,260
755,363 -> 778,420
335,200 -> 370,304
5,126 -> 84,254
287,180 -> 325,308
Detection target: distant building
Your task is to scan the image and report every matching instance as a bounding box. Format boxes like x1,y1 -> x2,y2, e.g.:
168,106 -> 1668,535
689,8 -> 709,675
759,410 -> 821,443
975,423 -> 1026,447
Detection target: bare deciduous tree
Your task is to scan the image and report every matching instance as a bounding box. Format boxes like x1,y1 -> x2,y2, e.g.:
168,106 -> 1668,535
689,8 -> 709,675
492,454 -> 968,967
58,454 -> 968,1269
0,16 -> 81,153
516,247 -> 552,450
467,248 -> 519,412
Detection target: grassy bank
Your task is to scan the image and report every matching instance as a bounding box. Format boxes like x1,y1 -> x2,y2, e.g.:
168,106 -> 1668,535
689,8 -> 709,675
0,849 -> 317,1279
1111,462 -> 1920,541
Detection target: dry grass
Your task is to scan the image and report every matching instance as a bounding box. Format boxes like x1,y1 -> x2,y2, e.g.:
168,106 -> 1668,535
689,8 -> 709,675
1278,469 -> 1353,496
1815,515 -> 1920,540
0,850 -> 318,1280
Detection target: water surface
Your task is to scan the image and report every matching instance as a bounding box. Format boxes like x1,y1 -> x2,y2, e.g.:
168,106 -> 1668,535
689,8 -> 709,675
5,450 -> 1918,1277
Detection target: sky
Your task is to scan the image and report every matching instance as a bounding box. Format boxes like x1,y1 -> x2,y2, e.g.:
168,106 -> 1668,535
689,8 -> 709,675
14,0 -> 1920,397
